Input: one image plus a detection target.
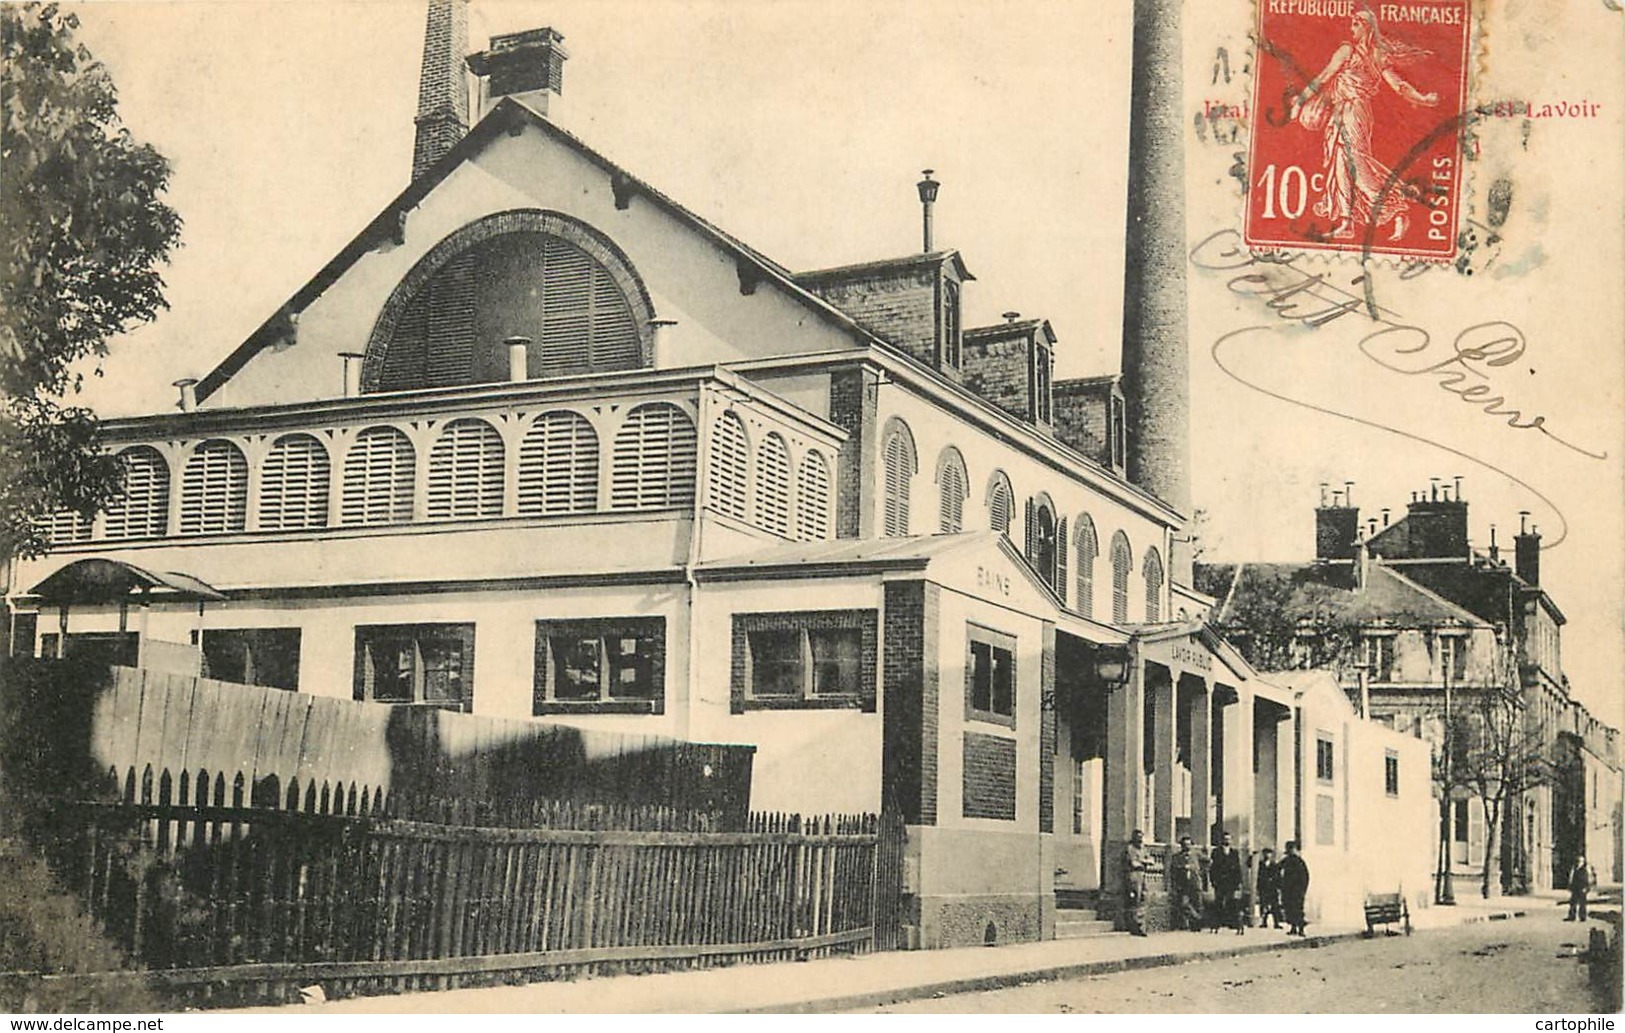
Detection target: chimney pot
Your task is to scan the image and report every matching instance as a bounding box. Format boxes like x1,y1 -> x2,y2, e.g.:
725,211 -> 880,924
339,352 -> 364,398
173,378 -> 198,413
1381,508 -> 1390,526
1002,311 -> 1021,324
916,170 -> 939,252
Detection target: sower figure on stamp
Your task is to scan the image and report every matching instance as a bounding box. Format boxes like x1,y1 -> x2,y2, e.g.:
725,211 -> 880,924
1280,840 -> 1311,936
1288,11 -> 1438,242
1169,835 -> 1205,931
1255,846 -> 1284,930
1210,832 -> 1245,935
1122,829 -> 1151,937
1565,855 -> 1597,922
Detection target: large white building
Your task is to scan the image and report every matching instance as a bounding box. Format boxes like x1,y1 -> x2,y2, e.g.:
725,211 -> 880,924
5,0 -> 1435,946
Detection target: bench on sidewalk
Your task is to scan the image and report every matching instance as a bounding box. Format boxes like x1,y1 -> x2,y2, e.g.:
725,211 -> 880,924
1363,892 -> 1412,937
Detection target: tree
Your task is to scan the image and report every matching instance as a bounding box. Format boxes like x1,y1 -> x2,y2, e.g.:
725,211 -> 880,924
1455,687 -> 1553,898
0,2 -> 182,558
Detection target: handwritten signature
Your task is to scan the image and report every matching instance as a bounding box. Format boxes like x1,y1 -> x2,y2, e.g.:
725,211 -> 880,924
1191,229 -> 1605,462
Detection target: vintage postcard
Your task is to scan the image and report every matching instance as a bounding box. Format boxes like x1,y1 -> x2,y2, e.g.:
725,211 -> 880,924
0,0 -> 1619,1019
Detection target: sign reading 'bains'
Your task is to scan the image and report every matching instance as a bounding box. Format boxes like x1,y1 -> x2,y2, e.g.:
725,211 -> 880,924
1246,0 -> 1473,261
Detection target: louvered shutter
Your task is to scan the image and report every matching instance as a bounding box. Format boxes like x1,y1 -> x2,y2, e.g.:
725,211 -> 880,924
259,433 -> 330,530
990,479 -> 1011,536
796,450 -> 831,541
518,411 -> 598,516
47,509 -> 92,546
1144,548 -> 1163,622
105,447 -> 169,539
1024,499 -> 1035,564
708,411 -> 749,520
1112,534 -> 1131,624
541,239 -> 593,377
590,268 -> 640,371
611,403 -> 697,509
882,430 -> 912,537
424,253 -> 476,387
426,419 -> 504,520
179,440 -> 248,535
939,456 -> 964,534
1056,517 -> 1068,605
1076,517 -> 1097,618
754,433 -> 790,536
341,427 -> 415,526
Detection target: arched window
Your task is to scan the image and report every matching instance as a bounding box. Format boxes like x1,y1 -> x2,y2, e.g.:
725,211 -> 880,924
1110,531 -> 1133,624
1143,546 -> 1165,623
708,410 -> 749,520
367,211 -> 652,391
517,411 -> 598,515
179,440 -> 249,535
259,433 -> 330,530
1026,497 -> 1058,591
46,509 -> 92,546
341,426 -> 415,526
881,419 -> 916,538
936,447 -> 969,534
754,432 -> 790,536
426,419 -> 504,520
611,403 -> 697,509
1075,515 -> 1099,618
986,471 -> 1014,536
796,449 -> 831,541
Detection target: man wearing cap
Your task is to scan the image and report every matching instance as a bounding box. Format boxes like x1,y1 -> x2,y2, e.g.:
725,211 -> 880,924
1169,835 -> 1205,931
1122,829 -> 1151,936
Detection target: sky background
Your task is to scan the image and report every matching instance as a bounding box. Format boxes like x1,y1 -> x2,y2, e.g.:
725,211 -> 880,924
59,0 -> 1624,722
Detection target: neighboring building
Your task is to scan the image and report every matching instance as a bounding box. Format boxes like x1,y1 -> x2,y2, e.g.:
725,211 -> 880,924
1199,483 -> 1622,893
4,0 -> 1443,946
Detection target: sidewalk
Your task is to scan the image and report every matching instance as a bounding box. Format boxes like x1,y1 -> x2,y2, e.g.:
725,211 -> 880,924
232,894 -> 1531,1015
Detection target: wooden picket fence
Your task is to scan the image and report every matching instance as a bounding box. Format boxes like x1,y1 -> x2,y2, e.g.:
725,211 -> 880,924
26,774 -> 905,1008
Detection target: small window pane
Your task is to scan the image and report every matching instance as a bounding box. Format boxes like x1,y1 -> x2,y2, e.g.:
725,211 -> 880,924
991,647 -> 1015,717
809,628 -> 861,696
420,638 -> 465,704
554,636 -> 602,700
370,640 -> 415,703
750,630 -> 802,696
970,640 -> 993,713
607,633 -> 658,699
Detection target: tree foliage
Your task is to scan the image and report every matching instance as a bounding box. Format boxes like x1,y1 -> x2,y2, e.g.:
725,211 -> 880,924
0,2 -> 182,558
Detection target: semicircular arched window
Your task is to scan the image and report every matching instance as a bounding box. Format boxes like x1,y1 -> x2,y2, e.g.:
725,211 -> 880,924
1075,515 -> 1099,618
1143,546 -> 1165,623
105,446 -> 170,540
517,410 -> 599,516
369,212 -> 652,392
179,440 -> 249,535
754,432 -> 790,537
1110,531 -> 1133,625
611,403 -> 697,510
259,433 -> 331,530
936,447 -> 969,534
796,449 -> 831,542
426,418 -> 505,520
341,426 -> 415,526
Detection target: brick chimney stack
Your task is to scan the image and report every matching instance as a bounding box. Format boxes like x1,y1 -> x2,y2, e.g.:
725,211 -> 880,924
468,27 -> 569,118
412,0 -> 470,181
1514,511 -> 1541,586
1119,0 -> 1191,578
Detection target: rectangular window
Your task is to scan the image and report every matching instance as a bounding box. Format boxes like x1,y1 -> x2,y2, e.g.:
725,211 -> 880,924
40,631 -> 139,667
1384,750 -> 1400,797
9,613 -> 37,658
354,623 -> 474,711
1315,734 -> 1334,783
1362,634 -> 1394,682
535,617 -> 665,714
1438,634 -> 1467,683
966,624 -> 1017,727
731,610 -> 878,711
202,628 -> 301,690
1109,396 -> 1127,472
1032,345 -> 1053,424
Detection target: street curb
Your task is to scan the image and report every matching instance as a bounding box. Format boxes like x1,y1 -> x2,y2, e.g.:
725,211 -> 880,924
733,911 -> 1529,1014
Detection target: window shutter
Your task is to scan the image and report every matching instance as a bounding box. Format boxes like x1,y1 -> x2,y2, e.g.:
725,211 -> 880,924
179,440 -> 249,535
611,403 -> 697,510
1056,517 -> 1068,605
1112,533 -> 1131,624
47,509 -> 92,546
424,252 -> 476,387
1024,498 -> 1035,564
426,419 -> 504,520
518,410 -> 599,516
1144,548 -> 1164,622
989,477 -> 1011,536
540,238 -> 593,377
259,433 -> 330,530
796,450 -> 831,541
707,410 -> 749,520
754,433 -> 790,536
590,269 -> 640,371
882,430 -> 912,537
342,426 -> 415,526
938,455 -> 964,534
1077,517 -> 1097,618
105,447 -> 170,539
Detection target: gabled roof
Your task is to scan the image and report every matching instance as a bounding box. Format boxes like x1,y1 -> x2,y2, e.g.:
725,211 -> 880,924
964,318 -> 1054,344
196,97 -> 897,404
1201,559 -> 1491,628
795,250 -> 975,285
29,558 -> 226,605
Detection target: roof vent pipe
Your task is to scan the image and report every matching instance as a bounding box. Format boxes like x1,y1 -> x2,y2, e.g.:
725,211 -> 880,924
648,319 -> 678,367
173,378 -> 198,413
340,352 -> 364,398
505,336 -> 531,382
916,170 -> 939,253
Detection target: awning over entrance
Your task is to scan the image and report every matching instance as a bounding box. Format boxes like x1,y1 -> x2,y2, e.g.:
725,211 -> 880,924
29,558 -> 226,606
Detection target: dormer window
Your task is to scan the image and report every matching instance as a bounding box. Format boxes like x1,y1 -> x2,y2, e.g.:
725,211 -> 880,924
1033,344 -> 1053,425
942,278 -> 962,369
1109,395 -> 1127,473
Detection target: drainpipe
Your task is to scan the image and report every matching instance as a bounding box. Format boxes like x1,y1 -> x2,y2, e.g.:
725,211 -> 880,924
680,383 -> 718,744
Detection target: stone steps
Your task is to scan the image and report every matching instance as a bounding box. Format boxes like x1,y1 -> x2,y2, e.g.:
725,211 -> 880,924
1055,914 -> 1119,939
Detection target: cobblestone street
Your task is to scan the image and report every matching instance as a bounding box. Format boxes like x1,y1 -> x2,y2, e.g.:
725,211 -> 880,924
870,907 -> 1611,1014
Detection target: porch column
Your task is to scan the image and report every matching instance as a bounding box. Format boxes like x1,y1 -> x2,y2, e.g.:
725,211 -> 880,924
1276,707 -> 1297,848
1103,656 -> 1146,919
1190,678 -> 1212,846
1151,667 -> 1176,843
1221,683 -> 1255,848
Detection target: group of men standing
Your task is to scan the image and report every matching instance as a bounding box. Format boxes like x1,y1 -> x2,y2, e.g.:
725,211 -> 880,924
1122,829 -> 1310,937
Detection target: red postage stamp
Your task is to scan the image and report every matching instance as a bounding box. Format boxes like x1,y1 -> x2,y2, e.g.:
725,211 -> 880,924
1245,1 -> 1473,260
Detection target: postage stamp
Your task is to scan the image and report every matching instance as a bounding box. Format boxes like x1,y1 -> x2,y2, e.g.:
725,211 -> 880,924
1244,0 -> 1474,261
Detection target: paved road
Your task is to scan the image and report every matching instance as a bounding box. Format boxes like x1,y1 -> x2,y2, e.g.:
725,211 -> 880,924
869,907 -> 1608,1013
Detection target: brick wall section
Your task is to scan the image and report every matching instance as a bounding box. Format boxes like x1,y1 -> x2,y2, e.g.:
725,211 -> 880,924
1039,623 -> 1056,834
962,732 -> 1017,820
962,330 -> 1032,423
413,0 -> 469,181
805,269 -> 939,367
883,580 -> 939,824
828,367 -> 878,538
1052,377 -> 1115,466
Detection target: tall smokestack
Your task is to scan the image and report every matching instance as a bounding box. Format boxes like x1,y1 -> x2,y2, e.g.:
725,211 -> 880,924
1120,0 -> 1190,577
413,0 -> 470,181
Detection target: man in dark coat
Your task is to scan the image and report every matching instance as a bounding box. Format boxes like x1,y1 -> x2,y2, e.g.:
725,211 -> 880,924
1255,846 -> 1283,929
1169,835 -> 1205,931
1566,855 -> 1597,922
1209,832 -> 1245,935
1280,839 -> 1311,936
1122,829 -> 1151,936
